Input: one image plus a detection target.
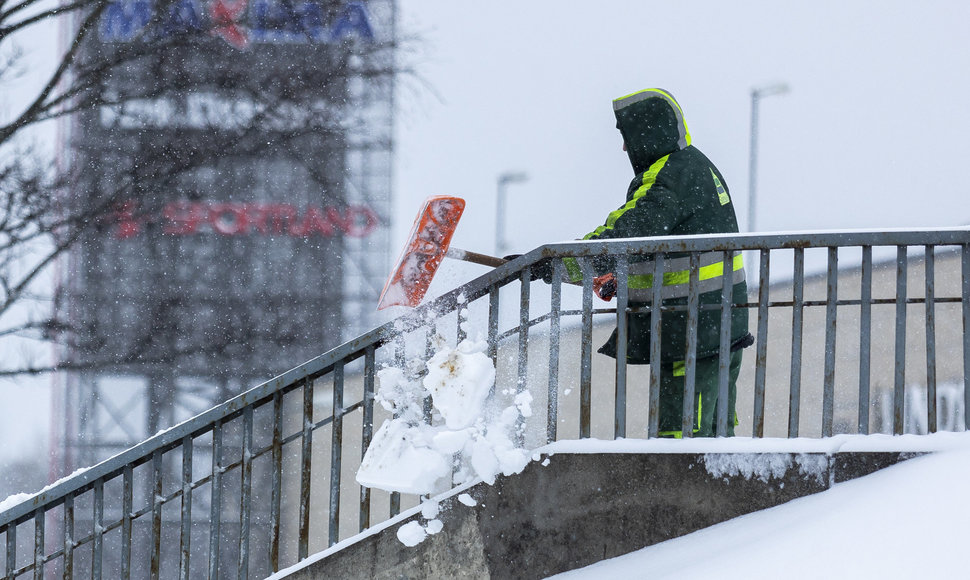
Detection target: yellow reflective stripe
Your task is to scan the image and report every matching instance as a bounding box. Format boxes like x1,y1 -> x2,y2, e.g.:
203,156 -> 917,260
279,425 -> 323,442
583,155 -> 670,240
711,168 -> 730,205
563,256 -> 583,283
672,360 -> 685,377
658,430 -> 683,439
629,253 -> 744,289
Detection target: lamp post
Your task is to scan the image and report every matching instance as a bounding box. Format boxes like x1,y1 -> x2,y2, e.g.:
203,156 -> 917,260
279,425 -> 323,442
747,83 -> 790,234
496,171 -> 528,256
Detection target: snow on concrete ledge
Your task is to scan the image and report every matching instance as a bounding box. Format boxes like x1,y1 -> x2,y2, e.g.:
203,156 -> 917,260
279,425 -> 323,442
537,430 -> 970,457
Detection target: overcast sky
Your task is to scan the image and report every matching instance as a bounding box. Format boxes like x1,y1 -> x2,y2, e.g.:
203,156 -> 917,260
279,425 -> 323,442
393,1 -> 970,261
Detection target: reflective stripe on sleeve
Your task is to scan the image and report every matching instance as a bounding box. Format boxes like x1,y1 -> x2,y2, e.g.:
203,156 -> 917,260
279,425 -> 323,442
628,252 -> 744,302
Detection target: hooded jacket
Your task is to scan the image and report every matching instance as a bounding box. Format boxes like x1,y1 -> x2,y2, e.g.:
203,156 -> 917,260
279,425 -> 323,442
572,88 -> 749,364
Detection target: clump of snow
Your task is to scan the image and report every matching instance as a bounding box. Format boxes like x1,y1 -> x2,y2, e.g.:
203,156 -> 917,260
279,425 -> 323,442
703,453 -> 793,483
457,493 -> 476,507
423,337 -> 495,430
795,453 -> 831,485
0,492 -> 33,513
396,521 -> 427,547
0,466 -> 92,514
356,325 -> 535,546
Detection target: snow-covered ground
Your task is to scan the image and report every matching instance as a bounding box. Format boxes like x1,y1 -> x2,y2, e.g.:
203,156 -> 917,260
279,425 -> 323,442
549,441 -> 970,579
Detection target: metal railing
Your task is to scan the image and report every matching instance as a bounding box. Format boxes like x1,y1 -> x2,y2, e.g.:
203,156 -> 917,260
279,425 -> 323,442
1,228 -> 968,579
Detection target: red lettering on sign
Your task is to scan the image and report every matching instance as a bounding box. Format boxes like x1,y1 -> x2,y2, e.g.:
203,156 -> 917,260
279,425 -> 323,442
113,200 -> 379,239
163,201 -> 203,235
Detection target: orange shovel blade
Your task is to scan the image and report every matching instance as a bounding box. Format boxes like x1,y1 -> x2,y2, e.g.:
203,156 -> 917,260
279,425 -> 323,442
377,196 -> 466,309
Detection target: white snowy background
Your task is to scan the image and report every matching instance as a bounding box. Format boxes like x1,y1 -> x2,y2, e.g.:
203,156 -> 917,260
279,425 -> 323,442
3,0 -> 970,537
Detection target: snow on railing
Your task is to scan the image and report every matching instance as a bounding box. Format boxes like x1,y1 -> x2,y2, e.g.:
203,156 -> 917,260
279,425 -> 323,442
1,228 -> 968,579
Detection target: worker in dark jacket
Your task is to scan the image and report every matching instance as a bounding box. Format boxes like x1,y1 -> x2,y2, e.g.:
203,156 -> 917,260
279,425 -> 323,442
566,88 -> 751,437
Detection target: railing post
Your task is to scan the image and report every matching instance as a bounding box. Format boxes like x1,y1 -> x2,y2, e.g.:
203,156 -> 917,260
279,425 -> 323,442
924,245 -> 937,433
62,494 -> 74,580
858,246 -> 873,434
648,254 -> 664,438
32,508 -> 43,580
360,346 -> 376,532
270,391 -> 284,571
788,247 -> 805,438
579,258 -> 594,439
237,406 -> 254,580
753,249 -> 771,437
179,435 -> 194,580
488,285 -> 500,369
149,452 -> 162,580
716,250 -> 734,437
893,246 -> 908,435
614,259 -> 629,439
822,247 -> 839,437
207,423 -> 224,579
517,269 -> 531,400
298,378 -> 314,559
547,260 -> 563,443
963,243 -> 970,431
329,361 -> 345,547
683,253 -> 701,438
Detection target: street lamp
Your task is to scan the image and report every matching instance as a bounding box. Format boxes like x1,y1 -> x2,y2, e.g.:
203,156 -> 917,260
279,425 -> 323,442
747,83 -> 790,234
496,171 -> 528,256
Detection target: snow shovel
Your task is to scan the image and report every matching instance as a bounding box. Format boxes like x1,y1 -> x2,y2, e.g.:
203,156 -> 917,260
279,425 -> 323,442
377,196 -> 507,310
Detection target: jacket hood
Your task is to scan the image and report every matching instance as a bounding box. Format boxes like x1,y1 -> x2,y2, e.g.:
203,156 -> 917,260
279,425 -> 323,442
613,88 -> 692,174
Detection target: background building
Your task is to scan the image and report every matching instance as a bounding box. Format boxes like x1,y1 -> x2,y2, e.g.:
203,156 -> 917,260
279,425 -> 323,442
57,0 -> 395,472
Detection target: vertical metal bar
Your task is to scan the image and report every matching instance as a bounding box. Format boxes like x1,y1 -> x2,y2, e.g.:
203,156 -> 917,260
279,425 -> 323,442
457,306 -> 467,343
179,435 -> 193,580
5,523 -> 15,579
579,258 -> 594,439
788,247 -> 805,438
122,465 -> 133,579
32,508 -> 43,580
360,346 -> 376,531
925,245 -> 937,433
753,249 -> 771,437
614,259 -> 629,439
893,246 -> 908,435
62,494 -> 74,580
648,254 -> 664,438
858,246 -> 873,434
488,285 -> 500,367
683,253 -> 701,438
716,251 -> 734,437
423,328 -> 434,423
329,361 -> 345,547
822,247 -> 839,437
93,479 -> 104,580
547,260 -> 563,443
517,269 -> 531,397
237,406 -> 254,580
390,339 -> 403,518
269,391 -> 283,572
150,451 -> 162,580
964,244 -> 970,431
298,378 -> 314,560
208,422 -> 224,579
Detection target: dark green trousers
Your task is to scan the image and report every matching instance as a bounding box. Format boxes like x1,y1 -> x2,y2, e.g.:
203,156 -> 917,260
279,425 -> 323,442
657,349 -> 742,437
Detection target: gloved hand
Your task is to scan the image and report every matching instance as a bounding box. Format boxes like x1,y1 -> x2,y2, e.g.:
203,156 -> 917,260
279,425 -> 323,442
503,255 -> 554,284
593,273 -> 617,301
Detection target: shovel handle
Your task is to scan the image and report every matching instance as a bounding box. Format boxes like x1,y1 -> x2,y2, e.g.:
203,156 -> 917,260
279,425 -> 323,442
446,247 -> 507,268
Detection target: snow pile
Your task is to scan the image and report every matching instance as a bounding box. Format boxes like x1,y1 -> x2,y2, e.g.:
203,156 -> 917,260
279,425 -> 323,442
702,452 -> 832,485
355,328 -> 533,545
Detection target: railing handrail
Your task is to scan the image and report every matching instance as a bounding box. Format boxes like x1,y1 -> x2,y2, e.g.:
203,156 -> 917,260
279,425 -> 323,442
2,227 -> 968,529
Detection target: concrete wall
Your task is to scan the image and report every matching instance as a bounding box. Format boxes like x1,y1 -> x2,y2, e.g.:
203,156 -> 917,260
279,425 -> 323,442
281,450 -> 918,579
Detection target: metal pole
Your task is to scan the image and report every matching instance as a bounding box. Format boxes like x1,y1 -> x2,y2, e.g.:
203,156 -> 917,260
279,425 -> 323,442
496,172 -> 528,256
747,83 -> 789,235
